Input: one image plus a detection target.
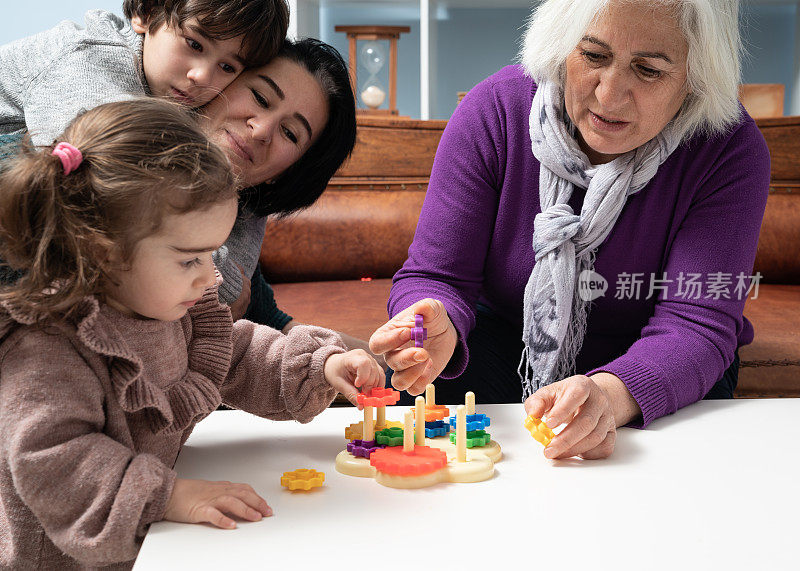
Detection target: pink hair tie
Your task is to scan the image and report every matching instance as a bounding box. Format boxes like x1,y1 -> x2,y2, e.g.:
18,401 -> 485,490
51,142 -> 83,175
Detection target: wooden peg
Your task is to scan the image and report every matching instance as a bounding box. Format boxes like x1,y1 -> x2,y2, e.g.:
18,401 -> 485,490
415,396 -> 425,445
364,405 -> 374,441
456,405 -> 467,462
403,411 -> 414,453
425,384 -> 435,406
465,392 -> 475,415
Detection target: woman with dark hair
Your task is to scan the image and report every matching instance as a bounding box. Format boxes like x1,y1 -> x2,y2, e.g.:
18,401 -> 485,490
204,38 -> 376,358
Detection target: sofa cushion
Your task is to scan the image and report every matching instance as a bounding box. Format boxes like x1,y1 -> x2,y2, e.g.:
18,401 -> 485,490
738,284 -> 800,396
752,191 -> 800,284
271,278 -> 393,342
261,190 -> 424,283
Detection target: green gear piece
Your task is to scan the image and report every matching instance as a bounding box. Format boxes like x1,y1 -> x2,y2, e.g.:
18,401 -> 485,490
376,426 -> 405,446
450,429 -> 491,447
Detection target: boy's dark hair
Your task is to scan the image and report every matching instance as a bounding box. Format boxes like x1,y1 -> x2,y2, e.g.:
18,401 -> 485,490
240,38 -> 357,218
123,0 -> 289,67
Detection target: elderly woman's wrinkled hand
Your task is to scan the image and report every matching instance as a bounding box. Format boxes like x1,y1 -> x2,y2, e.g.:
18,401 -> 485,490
524,375 -> 619,460
369,298 -> 458,396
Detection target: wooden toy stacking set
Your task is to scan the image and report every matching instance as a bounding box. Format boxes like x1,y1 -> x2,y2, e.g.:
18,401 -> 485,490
336,384 -> 503,489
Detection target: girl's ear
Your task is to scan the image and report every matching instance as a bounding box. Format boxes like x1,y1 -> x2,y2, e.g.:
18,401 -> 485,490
93,235 -> 127,273
103,243 -> 126,268
130,15 -> 149,35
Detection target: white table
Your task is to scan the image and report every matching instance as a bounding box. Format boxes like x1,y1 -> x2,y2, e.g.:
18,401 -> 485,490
135,400 -> 800,570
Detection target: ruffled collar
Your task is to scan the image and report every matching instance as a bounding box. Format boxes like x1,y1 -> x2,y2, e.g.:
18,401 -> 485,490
0,283 -> 234,435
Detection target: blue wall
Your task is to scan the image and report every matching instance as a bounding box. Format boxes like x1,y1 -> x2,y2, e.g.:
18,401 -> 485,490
0,2 -> 122,44
740,2 -> 796,113
435,8 -> 528,119
321,1 -> 798,119
1,1 -> 795,119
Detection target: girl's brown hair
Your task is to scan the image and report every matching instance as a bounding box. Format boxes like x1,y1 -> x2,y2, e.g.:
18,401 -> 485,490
0,98 -> 237,322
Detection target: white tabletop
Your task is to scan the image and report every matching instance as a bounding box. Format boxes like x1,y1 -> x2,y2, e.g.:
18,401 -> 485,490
135,399 -> 800,570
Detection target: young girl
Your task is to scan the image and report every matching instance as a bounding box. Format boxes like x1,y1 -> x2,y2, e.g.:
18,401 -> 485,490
0,98 -> 383,569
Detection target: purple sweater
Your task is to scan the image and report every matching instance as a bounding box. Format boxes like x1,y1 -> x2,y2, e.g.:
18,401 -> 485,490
389,65 -> 770,427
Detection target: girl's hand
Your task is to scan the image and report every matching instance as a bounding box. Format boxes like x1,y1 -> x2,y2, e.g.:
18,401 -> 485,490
164,478 -> 272,529
523,373 -> 641,460
323,349 -> 384,408
369,299 -> 458,396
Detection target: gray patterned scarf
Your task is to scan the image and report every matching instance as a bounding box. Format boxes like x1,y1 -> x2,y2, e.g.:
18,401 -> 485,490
519,79 -> 681,399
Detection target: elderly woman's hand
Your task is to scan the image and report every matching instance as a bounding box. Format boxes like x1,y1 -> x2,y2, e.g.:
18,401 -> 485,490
524,372 -> 641,459
369,299 -> 458,396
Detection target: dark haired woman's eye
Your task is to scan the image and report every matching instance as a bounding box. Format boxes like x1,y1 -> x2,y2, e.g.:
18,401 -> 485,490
282,126 -> 298,144
186,38 -> 203,52
220,63 -> 237,74
251,89 -> 269,109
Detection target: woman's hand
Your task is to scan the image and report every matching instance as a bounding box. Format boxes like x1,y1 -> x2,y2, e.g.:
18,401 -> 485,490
164,478 -> 272,529
524,373 -> 641,460
323,349 -> 384,408
369,299 -> 458,396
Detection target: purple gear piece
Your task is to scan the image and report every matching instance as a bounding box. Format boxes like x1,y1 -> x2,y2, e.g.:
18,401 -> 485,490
347,439 -> 385,458
412,314 -> 428,348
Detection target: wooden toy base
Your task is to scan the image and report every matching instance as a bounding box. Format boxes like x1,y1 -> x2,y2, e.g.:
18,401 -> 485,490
335,436 -> 502,488
426,436 -> 503,464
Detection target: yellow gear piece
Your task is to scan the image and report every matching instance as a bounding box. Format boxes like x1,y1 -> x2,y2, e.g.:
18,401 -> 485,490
281,469 -> 325,491
345,420 -> 403,441
523,415 -> 555,447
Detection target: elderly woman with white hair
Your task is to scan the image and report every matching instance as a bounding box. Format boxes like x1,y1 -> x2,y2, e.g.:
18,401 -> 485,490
369,0 -> 769,459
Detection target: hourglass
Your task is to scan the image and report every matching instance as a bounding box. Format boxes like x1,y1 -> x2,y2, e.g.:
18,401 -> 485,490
335,25 -> 410,116
359,41 -> 386,110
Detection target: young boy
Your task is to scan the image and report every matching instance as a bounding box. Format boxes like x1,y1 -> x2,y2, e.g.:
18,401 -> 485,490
0,0 -> 289,145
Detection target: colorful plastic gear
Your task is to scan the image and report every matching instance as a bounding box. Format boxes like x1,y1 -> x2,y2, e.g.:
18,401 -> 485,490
449,413 -> 491,432
523,415 -> 555,447
413,404 -> 449,422
376,427 -> 405,446
370,445 -> 447,476
347,439 -> 385,458
356,387 -> 400,408
412,314 -> 428,348
344,420 -> 402,441
450,429 -> 491,447
281,469 -> 325,491
423,419 -> 450,438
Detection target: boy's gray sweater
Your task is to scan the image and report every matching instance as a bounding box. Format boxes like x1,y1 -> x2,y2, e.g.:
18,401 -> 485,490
0,10 -> 145,145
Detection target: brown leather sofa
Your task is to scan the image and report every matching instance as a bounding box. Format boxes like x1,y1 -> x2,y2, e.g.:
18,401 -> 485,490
261,115 -> 800,398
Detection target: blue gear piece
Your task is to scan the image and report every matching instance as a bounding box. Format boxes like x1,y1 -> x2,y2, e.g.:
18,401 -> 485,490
422,419 -> 450,438
449,413 -> 491,432
425,425 -> 449,438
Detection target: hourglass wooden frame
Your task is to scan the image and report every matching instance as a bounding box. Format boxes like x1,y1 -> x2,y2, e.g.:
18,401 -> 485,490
334,25 -> 410,116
